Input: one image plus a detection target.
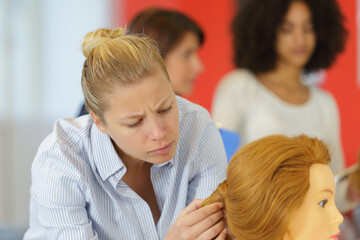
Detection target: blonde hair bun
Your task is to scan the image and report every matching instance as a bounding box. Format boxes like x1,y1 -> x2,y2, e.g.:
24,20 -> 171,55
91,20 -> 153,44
81,28 -> 126,58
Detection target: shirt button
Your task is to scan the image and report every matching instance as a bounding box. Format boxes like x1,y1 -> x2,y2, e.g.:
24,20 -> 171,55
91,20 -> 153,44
155,173 -> 160,179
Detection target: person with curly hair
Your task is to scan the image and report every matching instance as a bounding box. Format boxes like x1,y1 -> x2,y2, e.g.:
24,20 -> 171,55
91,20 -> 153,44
202,134 -> 344,240
212,0 -> 347,174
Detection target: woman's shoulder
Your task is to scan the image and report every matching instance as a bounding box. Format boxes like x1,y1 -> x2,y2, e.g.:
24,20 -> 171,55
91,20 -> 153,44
47,115 -> 94,148
176,96 -> 210,119
176,96 -> 215,138
215,68 -> 260,94
33,115 -> 94,175
310,86 -> 338,106
219,68 -> 258,85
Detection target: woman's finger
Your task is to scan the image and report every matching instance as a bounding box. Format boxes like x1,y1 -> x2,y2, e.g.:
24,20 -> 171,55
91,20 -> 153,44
178,199 -> 204,217
213,228 -> 228,240
196,216 -> 226,240
183,202 -> 224,226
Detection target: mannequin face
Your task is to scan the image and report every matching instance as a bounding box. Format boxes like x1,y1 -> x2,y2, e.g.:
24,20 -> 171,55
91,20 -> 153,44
284,164 -> 343,240
275,1 -> 316,69
165,31 -> 203,96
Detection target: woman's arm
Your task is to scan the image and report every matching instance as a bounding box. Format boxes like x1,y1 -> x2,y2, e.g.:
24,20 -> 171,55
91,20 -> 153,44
24,141 -> 97,240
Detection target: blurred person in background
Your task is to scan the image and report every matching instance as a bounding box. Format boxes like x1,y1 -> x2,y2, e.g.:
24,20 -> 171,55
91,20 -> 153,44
212,0 -> 347,174
78,7 -> 204,116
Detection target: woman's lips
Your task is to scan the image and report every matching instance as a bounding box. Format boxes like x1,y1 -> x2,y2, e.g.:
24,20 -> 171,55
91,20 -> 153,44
149,141 -> 174,155
330,232 -> 340,239
293,48 -> 307,55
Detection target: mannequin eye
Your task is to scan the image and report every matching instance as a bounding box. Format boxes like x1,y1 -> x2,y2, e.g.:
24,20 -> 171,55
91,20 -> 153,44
318,199 -> 328,208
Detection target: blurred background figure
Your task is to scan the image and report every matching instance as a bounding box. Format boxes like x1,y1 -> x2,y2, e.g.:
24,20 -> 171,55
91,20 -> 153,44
212,0 -> 347,174
78,7 -> 204,116
130,8 -> 204,96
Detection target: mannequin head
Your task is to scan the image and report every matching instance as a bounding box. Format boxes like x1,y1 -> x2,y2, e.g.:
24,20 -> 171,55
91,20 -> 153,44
202,134 -> 343,240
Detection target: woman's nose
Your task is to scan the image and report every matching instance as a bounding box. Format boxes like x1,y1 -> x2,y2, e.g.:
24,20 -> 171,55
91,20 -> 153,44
148,119 -> 166,140
192,54 -> 204,74
293,28 -> 309,45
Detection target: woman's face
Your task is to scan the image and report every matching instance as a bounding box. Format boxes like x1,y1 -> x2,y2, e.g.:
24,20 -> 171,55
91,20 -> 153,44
284,164 -> 343,240
275,1 -> 316,69
92,68 -> 180,165
164,31 -> 203,96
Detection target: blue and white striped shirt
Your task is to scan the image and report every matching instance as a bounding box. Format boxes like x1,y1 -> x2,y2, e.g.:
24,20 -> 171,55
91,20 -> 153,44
24,97 -> 227,240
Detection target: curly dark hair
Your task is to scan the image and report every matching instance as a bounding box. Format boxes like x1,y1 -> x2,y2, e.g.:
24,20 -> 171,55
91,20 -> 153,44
232,0 -> 348,73
129,7 -> 204,59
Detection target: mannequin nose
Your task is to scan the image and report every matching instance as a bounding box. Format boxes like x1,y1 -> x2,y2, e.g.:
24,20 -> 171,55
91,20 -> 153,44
332,205 -> 344,226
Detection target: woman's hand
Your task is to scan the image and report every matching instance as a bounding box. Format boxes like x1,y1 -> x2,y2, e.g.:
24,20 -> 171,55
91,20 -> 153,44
165,199 -> 227,240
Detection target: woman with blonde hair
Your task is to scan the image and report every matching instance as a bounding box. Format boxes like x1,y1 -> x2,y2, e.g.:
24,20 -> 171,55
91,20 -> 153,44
24,28 -> 227,239
202,134 -> 343,240
78,7 -> 204,116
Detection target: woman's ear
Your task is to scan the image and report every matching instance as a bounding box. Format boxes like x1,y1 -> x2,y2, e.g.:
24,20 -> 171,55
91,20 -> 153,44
90,112 -> 107,134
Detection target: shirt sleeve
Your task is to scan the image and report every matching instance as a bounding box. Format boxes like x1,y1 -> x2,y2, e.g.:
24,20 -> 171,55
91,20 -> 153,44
186,117 -> 228,204
24,139 -> 98,240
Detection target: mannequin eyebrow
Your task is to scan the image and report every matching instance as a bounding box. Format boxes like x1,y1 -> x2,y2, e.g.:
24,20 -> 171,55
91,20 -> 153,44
321,189 -> 334,195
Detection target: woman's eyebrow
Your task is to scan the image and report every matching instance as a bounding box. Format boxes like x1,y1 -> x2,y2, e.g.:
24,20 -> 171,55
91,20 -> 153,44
119,96 -> 172,120
119,112 -> 144,120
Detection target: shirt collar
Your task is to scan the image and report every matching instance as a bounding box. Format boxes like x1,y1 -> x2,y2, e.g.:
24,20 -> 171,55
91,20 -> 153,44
153,158 -> 174,168
90,124 -> 126,181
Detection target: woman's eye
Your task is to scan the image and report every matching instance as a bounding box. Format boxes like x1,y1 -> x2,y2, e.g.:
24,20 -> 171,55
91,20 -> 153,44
183,51 -> 191,59
279,23 -> 292,33
318,199 -> 328,208
280,28 -> 292,34
304,25 -> 314,33
160,106 -> 172,114
128,119 -> 142,127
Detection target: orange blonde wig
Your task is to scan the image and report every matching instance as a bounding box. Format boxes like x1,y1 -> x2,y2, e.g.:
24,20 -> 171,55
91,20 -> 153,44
202,134 -> 331,240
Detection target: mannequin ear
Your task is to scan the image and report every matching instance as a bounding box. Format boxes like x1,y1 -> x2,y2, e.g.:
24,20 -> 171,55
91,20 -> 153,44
90,112 -> 107,134
282,229 -> 293,240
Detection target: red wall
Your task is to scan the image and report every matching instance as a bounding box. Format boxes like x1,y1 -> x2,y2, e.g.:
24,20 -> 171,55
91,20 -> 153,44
321,0 -> 360,167
116,0 -> 360,166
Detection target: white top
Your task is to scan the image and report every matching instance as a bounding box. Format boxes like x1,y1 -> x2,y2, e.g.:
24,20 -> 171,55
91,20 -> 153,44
212,69 -> 344,173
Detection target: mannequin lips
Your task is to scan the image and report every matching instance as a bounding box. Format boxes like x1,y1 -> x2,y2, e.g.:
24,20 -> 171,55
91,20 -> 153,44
330,232 -> 340,239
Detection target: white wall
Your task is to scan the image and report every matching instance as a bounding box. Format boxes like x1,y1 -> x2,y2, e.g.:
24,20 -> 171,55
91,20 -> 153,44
0,0 -> 114,228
